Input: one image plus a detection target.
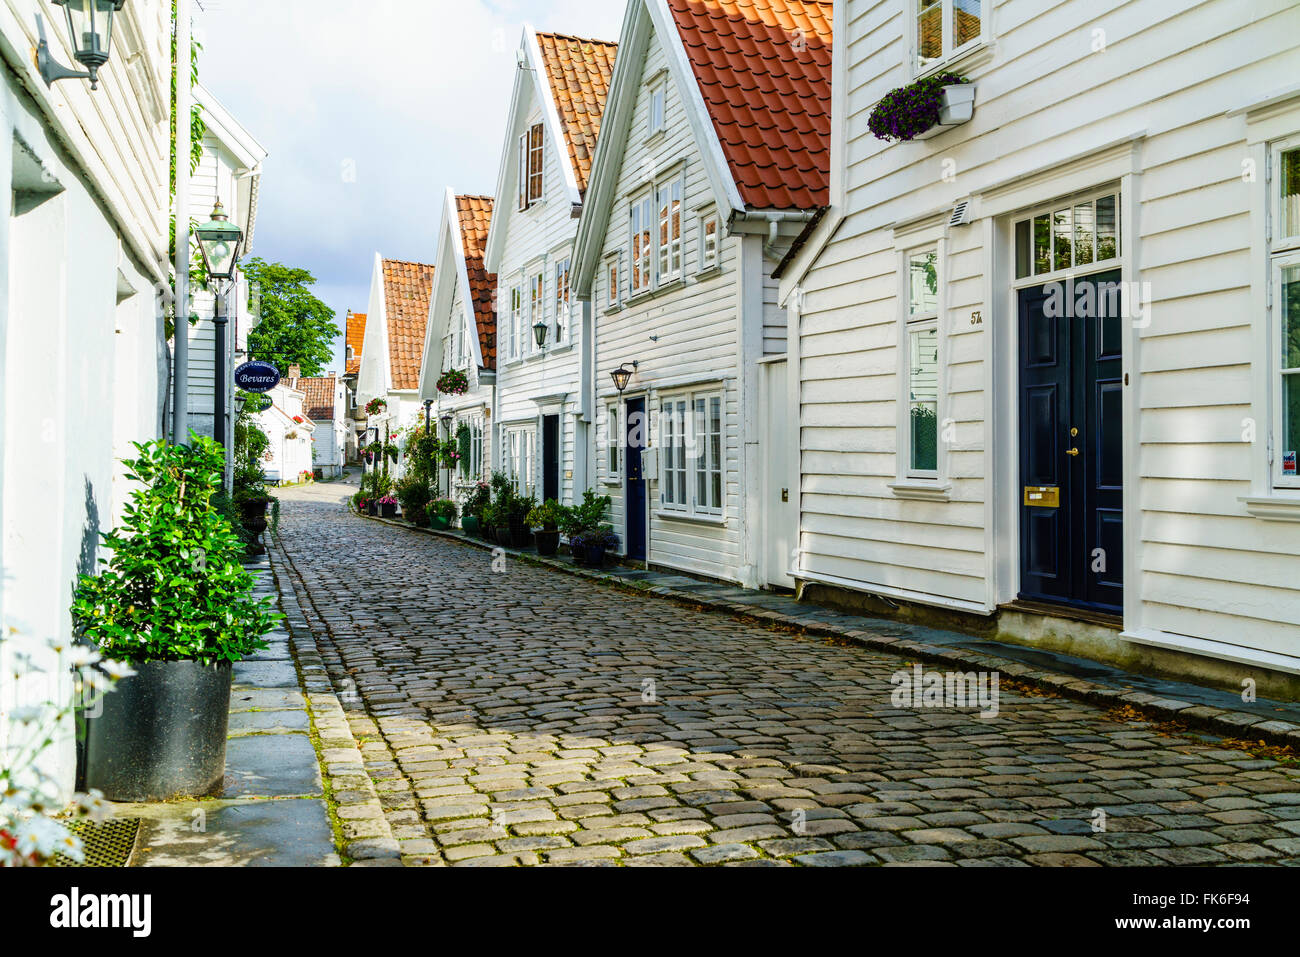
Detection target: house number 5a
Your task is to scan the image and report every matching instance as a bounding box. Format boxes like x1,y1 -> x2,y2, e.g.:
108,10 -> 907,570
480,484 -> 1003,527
970,311 -> 983,326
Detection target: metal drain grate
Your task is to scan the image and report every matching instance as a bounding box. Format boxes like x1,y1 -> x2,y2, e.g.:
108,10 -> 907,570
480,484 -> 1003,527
50,818 -> 141,868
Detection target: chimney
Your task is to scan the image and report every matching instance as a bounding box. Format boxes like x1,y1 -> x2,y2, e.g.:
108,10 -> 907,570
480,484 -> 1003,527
289,363 -> 302,380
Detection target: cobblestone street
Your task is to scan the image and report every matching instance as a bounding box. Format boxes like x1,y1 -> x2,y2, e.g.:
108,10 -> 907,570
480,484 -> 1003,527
270,481 -> 1300,867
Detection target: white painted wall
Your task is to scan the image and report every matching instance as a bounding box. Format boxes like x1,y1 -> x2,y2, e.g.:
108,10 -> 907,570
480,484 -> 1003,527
787,0 -> 1300,670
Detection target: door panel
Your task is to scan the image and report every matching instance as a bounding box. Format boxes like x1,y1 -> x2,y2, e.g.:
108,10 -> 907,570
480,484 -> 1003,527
1019,269 -> 1124,613
542,415 -> 560,503
624,398 -> 647,561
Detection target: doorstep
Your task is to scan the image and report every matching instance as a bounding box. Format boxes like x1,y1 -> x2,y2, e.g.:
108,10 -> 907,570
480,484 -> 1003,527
361,512 -> 1300,750
119,553 -> 367,867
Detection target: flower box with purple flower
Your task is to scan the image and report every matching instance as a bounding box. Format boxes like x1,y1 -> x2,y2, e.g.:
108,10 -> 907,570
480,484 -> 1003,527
868,73 -> 973,143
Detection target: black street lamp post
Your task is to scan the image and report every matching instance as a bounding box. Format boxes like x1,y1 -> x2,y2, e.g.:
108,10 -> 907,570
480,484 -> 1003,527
195,200 -> 244,452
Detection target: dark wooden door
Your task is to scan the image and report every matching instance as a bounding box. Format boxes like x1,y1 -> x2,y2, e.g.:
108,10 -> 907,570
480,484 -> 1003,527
1019,269 -> 1124,613
624,397 -> 647,561
542,414 -> 560,503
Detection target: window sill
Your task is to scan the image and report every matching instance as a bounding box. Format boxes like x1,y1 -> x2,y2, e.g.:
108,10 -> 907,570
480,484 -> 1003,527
889,480 -> 952,502
603,303 -> 623,315
1240,494 -> 1300,523
915,40 -> 995,81
654,509 -> 726,527
626,277 -> 686,309
603,476 -> 622,486
696,265 -> 722,280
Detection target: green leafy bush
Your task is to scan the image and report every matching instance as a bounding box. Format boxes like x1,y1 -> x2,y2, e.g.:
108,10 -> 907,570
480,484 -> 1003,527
560,489 -> 612,539
71,435 -> 279,664
395,473 -> 433,526
430,499 -> 459,522
527,499 -> 564,531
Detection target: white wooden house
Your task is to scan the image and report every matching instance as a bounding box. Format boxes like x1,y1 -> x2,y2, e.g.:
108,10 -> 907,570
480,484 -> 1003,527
289,375 -> 347,478
0,0 -> 172,794
183,85 -> 266,448
483,28 -> 618,505
572,0 -> 832,588
418,191 -> 497,502
254,379 -> 315,485
356,255 -> 436,479
779,0 -> 1300,685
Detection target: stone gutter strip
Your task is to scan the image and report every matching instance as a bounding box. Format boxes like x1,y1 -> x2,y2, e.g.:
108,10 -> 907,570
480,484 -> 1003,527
361,513 -> 1300,752
268,542 -> 403,866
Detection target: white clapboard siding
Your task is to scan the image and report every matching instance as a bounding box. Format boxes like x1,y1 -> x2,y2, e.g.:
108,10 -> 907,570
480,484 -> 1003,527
791,0 -> 1300,660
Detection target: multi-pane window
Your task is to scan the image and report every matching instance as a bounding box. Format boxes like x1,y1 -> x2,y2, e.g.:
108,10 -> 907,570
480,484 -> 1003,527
700,213 -> 719,271
1273,142 -> 1300,487
505,285 -> 524,361
469,417 -> 484,479
518,123 -> 544,210
529,271 -> 545,354
554,259 -> 570,344
693,394 -> 723,513
661,399 -> 689,508
607,403 -> 621,477
630,196 -> 653,294
906,249 -> 940,476
504,427 -> 536,496
657,180 -> 683,283
916,0 -> 982,73
1014,193 -> 1120,280
659,391 -> 724,514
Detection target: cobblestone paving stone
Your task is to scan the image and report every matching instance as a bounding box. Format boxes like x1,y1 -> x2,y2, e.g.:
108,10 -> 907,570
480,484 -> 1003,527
271,485 -> 1300,867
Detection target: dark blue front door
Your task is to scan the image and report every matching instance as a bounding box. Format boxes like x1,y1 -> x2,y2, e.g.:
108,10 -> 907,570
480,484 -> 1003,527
1019,269 -> 1124,613
624,397 -> 647,561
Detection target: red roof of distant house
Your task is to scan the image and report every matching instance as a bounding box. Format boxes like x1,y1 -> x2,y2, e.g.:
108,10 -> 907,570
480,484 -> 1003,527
288,376 -> 337,421
345,312 -> 366,376
667,0 -> 833,211
381,260 -> 435,391
456,196 -> 497,372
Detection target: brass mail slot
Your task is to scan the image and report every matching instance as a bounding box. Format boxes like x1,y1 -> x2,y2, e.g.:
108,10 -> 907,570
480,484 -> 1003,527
1024,486 -> 1061,508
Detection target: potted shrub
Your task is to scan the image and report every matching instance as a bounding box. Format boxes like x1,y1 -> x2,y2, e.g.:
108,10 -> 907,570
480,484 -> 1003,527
560,489 -> 614,563
461,482 -> 490,536
395,474 -> 433,528
71,435 -> 279,802
867,72 -> 972,142
377,494 -> 399,519
572,527 -> 620,569
430,499 -> 458,531
507,492 -> 535,549
528,499 -> 564,557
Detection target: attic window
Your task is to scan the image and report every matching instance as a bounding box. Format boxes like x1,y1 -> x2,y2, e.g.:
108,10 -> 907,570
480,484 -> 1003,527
648,79 -> 666,137
518,123 -> 544,210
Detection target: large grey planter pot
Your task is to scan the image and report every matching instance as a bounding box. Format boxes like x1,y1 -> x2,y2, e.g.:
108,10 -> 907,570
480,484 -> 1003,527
84,661 -> 233,802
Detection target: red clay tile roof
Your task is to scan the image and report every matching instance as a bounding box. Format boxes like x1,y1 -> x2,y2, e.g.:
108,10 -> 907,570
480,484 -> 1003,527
345,311 -> 366,376
289,376 -> 337,421
456,195 -> 498,372
381,259 -> 436,391
535,32 -> 619,197
667,0 -> 833,211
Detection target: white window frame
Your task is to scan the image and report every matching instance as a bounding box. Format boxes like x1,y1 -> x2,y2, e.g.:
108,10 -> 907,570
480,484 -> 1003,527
630,194 -> 654,295
469,416 -> 484,480
912,0 -> 987,77
899,243 -> 944,483
699,209 -> 720,273
1272,249 -> 1300,490
503,425 -> 537,497
604,252 -> 622,310
518,123 -> 544,211
647,77 -> 666,138
528,267 -> 546,356
554,257 -> 571,345
658,388 -> 724,516
606,402 -> 622,480
657,178 -> 684,285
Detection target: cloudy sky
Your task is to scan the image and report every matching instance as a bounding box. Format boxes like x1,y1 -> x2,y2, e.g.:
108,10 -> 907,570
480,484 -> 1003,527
195,0 -> 628,374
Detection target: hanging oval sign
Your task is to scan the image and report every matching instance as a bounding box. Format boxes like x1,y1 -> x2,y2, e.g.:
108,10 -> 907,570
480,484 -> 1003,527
234,360 -> 281,394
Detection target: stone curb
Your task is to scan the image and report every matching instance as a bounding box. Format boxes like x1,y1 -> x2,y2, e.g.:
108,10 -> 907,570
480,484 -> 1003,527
266,538 -> 404,866
356,510 -> 1300,753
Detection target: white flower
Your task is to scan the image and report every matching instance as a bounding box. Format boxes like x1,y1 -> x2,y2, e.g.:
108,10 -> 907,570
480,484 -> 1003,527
98,660 -> 136,680
7,706 -> 45,724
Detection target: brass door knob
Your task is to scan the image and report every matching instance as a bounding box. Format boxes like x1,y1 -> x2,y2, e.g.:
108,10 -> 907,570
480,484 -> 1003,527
1066,448 -> 1080,457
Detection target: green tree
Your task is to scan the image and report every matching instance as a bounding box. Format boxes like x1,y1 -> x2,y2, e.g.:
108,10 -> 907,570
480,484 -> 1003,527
243,258 -> 341,377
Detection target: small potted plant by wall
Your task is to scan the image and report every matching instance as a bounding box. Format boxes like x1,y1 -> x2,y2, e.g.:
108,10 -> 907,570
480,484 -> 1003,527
508,493 -> 536,549
377,494 -> 399,519
528,500 -> 564,557
460,482 -> 490,536
867,72 -> 973,142
72,435 -> 279,802
572,527 -> 620,569
395,474 -> 432,528
430,499 -> 458,531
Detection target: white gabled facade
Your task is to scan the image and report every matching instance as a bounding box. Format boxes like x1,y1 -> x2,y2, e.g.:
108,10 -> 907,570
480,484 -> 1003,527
419,190 -> 497,502
0,0 -> 173,793
255,381 -> 314,485
484,28 -> 617,507
573,0 -> 829,588
782,0 -> 1300,683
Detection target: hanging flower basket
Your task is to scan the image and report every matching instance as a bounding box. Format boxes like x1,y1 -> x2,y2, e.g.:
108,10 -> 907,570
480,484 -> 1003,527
868,73 -> 973,143
437,369 -> 469,396
365,398 -> 387,416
